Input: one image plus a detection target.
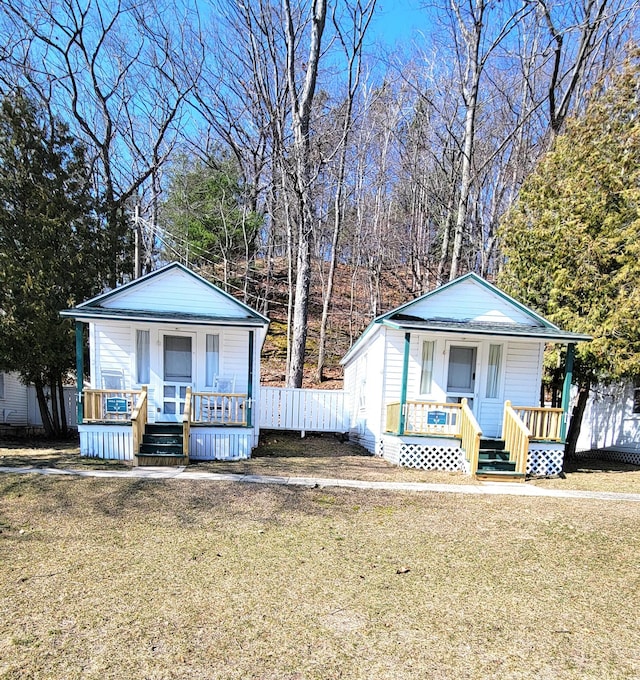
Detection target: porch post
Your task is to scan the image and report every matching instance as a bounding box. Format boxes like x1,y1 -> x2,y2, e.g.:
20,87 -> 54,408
247,330 -> 254,427
560,343 -> 575,441
398,332 -> 411,435
75,321 -> 84,425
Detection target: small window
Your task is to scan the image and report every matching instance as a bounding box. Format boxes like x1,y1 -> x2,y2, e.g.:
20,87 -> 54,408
136,330 -> 150,384
0,373 -> 5,400
633,380 -> 640,414
205,334 -> 220,387
486,344 -> 502,399
420,341 -> 435,394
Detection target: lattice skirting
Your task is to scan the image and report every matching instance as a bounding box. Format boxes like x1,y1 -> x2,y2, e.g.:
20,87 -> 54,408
380,436 -> 464,471
573,448 -> 640,466
399,444 -> 464,471
527,446 -> 564,477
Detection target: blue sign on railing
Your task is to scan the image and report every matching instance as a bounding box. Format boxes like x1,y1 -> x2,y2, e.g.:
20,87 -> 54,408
106,397 -> 128,413
427,410 -> 447,426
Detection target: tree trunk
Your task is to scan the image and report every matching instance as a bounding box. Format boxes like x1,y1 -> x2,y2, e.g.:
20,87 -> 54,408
58,375 -> 68,436
564,378 -> 591,461
34,378 -> 54,436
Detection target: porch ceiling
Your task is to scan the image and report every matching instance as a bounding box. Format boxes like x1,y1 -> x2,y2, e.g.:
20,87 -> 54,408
383,317 -> 591,343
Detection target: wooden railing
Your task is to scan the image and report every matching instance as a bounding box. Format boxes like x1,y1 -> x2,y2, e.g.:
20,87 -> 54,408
460,398 -> 482,474
502,401 -> 530,475
83,389 -> 142,422
513,406 -> 563,441
385,401 -> 462,436
182,387 -> 192,460
131,387 -> 148,455
191,392 -> 248,426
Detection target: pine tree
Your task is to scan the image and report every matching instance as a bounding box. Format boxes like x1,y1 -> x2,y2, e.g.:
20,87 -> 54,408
0,91 -> 118,435
499,53 -> 640,454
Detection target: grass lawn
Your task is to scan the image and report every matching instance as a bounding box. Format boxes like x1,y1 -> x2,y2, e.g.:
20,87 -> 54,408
2,431 -> 640,494
0,473 -> 638,679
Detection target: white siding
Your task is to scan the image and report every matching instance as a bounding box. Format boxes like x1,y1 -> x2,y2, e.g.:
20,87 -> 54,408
101,268 -> 247,318
577,381 -> 640,454
403,278 -> 539,325
0,372 -> 29,425
343,328 -> 386,453
504,341 -> 544,407
93,322 -> 133,387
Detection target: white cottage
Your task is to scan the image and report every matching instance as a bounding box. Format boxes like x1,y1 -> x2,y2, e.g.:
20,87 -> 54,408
341,273 -> 590,479
575,381 -> 640,466
61,263 -> 269,464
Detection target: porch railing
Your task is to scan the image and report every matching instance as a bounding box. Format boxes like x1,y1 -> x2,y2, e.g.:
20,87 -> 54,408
191,392 -> 248,426
460,398 -> 482,474
513,406 -> 563,441
182,387 -> 192,459
131,387 -> 148,455
502,401 -> 530,475
83,389 -> 142,422
385,401 -> 462,436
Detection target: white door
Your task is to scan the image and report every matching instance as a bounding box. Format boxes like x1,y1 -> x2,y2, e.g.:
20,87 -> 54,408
160,334 -> 193,421
446,345 -> 477,410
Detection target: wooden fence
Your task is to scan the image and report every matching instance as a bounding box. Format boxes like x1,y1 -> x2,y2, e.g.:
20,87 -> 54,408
259,387 -> 349,434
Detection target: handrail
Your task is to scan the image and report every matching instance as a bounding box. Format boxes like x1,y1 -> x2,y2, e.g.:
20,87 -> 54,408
513,406 -> 563,441
83,388 -> 141,422
131,386 -> 148,456
460,398 -> 482,474
191,391 -> 248,425
503,401 -> 531,475
182,387 -> 192,460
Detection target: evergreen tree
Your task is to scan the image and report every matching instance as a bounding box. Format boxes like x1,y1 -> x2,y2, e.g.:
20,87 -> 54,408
161,153 -> 262,274
0,91 -> 120,435
499,53 -> 640,455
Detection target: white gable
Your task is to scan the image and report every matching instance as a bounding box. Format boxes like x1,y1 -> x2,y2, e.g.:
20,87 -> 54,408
400,278 -> 540,326
100,268 -> 248,318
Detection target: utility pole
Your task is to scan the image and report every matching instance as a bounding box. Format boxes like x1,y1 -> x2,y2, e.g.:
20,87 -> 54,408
134,205 -> 141,278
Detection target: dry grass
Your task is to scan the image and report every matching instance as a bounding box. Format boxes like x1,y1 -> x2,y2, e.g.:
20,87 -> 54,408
2,433 -> 640,495
0,474 -> 638,679
532,457 -> 640,495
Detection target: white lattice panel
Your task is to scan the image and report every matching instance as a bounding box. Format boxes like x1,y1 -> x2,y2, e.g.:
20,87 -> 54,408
526,448 -> 564,476
574,449 -> 640,466
398,444 -> 464,471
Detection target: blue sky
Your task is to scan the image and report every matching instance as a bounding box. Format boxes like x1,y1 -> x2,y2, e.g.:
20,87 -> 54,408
369,0 -> 430,46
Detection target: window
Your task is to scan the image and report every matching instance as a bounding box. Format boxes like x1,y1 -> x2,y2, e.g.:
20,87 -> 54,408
0,372 -> 4,400
205,334 -> 220,387
633,378 -> 640,414
420,340 -> 435,394
486,344 -> 502,399
136,330 -> 150,384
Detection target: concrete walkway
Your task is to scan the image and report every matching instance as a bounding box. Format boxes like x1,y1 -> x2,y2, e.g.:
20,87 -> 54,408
1,465 -> 639,502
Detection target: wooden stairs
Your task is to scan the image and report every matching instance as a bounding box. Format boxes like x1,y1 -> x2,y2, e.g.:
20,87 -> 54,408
134,423 -> 188,466
475,438 -> 525,482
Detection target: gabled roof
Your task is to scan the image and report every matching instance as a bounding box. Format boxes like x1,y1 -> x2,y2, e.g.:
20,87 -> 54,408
341,272 -> 590,364
61,262 -> 269,327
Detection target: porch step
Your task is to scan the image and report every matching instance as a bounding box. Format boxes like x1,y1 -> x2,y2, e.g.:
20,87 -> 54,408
479,438 -> 505,450
139,442 -> 183,455
135,423 -> 186,466
135,453 -> 188,467
475,470 -> 526,483
478,449 -> 511,461
476,458 -> 517,472
146,423 -> 183,435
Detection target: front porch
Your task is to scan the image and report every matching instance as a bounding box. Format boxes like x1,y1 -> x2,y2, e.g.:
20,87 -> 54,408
79,386 -> 254,463
383,399 -> 566,479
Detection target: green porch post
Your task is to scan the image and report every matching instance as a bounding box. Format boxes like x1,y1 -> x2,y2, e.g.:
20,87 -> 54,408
560,343 -> 575,441
75,321 -> 84,425
247,330 -> 254,428
398,332 -> 411,435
